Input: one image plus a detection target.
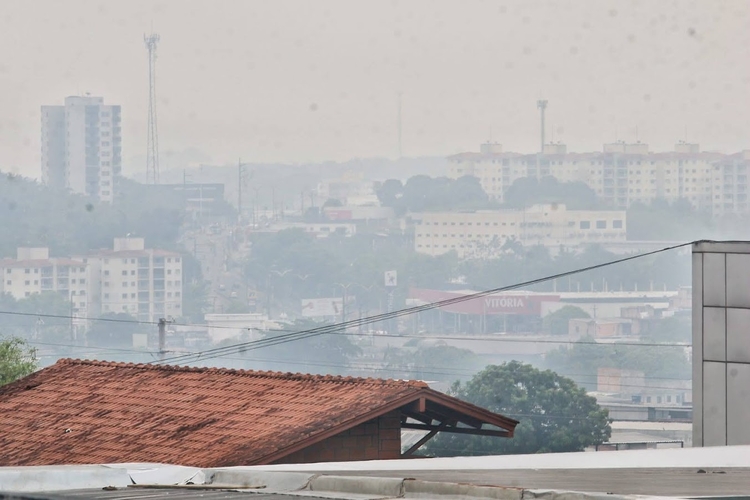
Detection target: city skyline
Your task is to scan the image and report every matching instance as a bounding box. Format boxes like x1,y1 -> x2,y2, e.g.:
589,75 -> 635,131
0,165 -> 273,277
1,0 -> 748,180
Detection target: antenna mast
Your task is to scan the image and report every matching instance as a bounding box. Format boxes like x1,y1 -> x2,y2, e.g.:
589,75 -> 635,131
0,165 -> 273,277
144,32 -> 161,184
537,100 -> 548,153
397,91 -> 403,159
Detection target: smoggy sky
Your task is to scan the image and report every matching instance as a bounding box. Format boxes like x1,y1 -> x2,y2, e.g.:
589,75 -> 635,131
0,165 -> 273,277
1,0 -> 748,178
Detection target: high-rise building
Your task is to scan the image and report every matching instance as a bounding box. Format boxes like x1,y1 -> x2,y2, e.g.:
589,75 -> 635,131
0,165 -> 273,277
41,95 -> 122,203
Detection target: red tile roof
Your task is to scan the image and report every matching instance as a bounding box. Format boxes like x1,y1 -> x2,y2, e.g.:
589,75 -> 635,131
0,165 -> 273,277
0,359 -> 517,467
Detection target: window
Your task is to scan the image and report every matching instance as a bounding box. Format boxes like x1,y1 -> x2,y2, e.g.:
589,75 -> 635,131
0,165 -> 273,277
122,293 -> 128,299
25,269 -> 30,274
104,270 -> 110,276
579,221 -> 591,229
5,280 -> 10,285
24,280 -> 30,285
121,270 -> 127,276
596,220 -> 606,229
613,220 -> 623,229
104,293 -> 109,299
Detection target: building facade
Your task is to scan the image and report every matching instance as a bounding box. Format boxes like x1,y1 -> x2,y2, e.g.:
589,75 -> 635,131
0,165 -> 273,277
0,248 -> 91,318
448,143 -> 748,215
411,204 -> 626,258
89,238 -> 183,322
0,239 -> 182,326
692,241 -> 750,447
41,95 -> 122,203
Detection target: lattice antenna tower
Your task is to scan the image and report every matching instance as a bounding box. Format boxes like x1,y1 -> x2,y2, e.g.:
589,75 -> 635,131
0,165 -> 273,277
144,33 -> 160,184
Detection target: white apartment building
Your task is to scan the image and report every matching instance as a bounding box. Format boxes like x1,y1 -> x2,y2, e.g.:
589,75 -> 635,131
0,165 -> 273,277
41,95 -> 122,203
411,204 -> 626,258
448,142 -> 745,215
88,238 -> 183,323
0,248 -> 91,317
0,240 -> 183,327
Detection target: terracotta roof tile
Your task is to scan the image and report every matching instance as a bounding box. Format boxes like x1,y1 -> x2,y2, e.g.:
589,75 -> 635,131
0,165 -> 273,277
0,359 -> 434,467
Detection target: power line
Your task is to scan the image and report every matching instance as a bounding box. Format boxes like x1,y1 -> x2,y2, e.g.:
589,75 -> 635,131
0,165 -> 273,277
153,241 -> 695,365
0,240 -> 696,366
19,340 -> 692,386
0,240 -> 696,333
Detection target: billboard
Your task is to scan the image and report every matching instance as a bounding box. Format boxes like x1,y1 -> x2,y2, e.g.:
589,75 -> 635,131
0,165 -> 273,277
408,288 -> 560,316
301,298 -> 344,318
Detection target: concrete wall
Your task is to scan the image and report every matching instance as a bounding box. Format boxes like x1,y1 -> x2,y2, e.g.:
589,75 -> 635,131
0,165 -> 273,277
693,241 -> 750,447
272,410 -> 402,464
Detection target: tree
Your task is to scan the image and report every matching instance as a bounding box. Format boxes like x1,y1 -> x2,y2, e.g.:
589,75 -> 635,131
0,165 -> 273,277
322,198 -> 343,208
87,313 -> 148,348
503,176 -> 599,210
543,306 -> 590,335
425,361 -> 611,456
251,319 -> 362,374
0,337 -> 37,386
544,337 -> 690,390
383,342 -> 482,382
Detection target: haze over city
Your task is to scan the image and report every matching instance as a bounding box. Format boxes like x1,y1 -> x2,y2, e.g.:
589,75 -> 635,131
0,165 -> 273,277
1,0 -> 749,178
1,1 -> 750,495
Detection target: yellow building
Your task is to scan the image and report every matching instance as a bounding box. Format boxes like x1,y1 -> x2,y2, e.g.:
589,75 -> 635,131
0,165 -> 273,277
412,204 -> 626,258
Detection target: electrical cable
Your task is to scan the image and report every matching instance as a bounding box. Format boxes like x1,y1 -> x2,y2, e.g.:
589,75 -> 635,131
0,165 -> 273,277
153,241 -> 695,365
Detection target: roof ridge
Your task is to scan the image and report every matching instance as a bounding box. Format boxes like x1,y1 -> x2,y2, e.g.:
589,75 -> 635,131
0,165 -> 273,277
56,358 -> 428,387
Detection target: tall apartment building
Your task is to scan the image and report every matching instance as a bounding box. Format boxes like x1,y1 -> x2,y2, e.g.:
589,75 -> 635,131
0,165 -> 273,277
0,248 -> 91,316
411,204 -> 626,258
448,142 -> 747,215
41,95 -> 122,203
88,238 -> 183,322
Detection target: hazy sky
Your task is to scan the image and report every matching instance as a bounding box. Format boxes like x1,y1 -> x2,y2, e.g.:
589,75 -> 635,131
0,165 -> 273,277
1,0 -> 748,178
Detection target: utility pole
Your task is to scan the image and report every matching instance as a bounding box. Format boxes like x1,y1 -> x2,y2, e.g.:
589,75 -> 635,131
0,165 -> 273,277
537,99 -> 548,153
238,158 -> 243,224
158,318 -> 167,360
238,159 -> 251,225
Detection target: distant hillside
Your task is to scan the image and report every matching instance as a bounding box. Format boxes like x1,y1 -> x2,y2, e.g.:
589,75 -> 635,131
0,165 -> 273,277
0,173 -> 186,258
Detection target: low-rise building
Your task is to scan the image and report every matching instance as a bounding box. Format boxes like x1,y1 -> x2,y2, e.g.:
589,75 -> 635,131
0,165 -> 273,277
568,317 -> 641,339
0,359 -> 518,466
411,204 -> 626,258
